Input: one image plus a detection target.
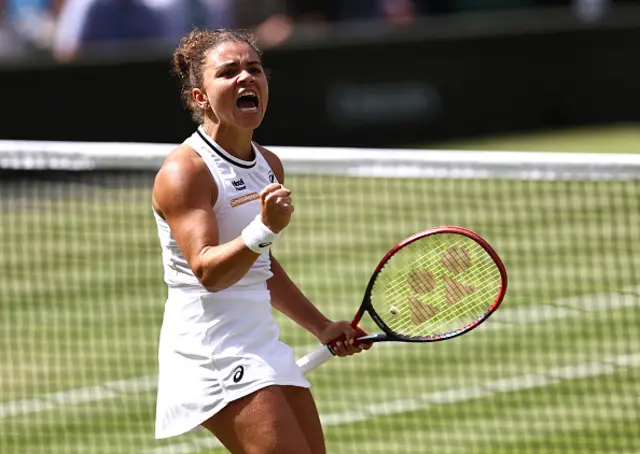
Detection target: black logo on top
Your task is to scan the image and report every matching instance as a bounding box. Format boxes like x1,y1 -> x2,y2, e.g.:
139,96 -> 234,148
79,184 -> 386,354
232,179 -> 246,191
232,366 -> 244,383
268,171 -> 275,183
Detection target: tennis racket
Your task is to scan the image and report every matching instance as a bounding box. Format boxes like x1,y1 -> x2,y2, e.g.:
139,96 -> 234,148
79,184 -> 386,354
296,226 -> 507,374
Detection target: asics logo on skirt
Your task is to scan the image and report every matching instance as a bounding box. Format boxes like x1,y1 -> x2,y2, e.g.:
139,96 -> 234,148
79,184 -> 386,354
232,366 -> 244,383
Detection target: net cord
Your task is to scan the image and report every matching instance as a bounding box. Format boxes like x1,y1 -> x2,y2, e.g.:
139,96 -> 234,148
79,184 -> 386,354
1,140 -> 640,180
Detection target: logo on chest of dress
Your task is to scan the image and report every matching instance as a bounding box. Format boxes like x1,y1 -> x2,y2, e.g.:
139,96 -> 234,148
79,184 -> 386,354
231,178 -> 247,191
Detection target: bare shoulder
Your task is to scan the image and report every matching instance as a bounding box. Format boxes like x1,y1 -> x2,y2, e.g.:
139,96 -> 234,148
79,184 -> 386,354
152,144 -> 216,216
254,143 -> 285,183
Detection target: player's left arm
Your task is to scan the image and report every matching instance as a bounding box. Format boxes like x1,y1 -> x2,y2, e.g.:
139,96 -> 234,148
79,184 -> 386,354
256,144 -> 368,356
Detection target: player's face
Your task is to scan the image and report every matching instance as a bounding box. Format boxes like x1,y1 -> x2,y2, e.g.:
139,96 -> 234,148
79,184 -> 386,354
201,41 -> 268,130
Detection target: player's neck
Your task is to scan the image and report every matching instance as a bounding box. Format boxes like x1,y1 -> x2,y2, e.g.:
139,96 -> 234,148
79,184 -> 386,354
202,122 -> 255,161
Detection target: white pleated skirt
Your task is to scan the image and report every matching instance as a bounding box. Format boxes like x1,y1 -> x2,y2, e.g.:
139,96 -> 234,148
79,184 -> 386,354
154,284 -> 310,439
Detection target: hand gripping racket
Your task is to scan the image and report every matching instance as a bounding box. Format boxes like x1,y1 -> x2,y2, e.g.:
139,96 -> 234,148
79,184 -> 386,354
296,226 -> 507,374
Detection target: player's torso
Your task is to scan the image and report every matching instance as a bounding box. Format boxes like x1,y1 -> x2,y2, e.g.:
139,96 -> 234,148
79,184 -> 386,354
156,127 -> 277,289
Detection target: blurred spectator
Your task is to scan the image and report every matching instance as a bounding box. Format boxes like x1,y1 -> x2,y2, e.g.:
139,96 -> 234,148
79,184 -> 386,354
234,0 -> 291,47
241,0 -> 554,48
79,0 -> 177,52
573,0 -> 612,22
0,0 -> 633,63
380,0 -> 418,25
0,0 -> 62,49
52,0 -> 234,62
52,0 -> 92,61
0,23 -> 29,59
236,0 -> 418,47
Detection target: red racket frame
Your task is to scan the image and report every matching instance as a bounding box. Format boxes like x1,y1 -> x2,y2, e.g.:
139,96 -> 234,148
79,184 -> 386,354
342,226 -> 508,346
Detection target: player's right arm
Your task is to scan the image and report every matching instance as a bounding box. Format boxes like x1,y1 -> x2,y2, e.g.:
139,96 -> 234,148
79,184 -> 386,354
152,146 -> 290,292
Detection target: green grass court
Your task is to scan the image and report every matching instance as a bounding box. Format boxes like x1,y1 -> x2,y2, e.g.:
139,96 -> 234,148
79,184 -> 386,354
1,126 -> 639,453
429,124 -> 640,153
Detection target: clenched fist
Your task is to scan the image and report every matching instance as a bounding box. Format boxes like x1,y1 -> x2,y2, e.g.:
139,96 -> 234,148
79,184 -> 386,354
260,183 -> 294,233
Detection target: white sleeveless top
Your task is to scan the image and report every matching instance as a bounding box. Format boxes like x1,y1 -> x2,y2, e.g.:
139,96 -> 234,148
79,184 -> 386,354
153,130 -> 310,441
153,127 -> 278,290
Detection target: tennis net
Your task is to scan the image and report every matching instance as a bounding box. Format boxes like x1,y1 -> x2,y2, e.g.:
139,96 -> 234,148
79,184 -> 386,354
1,140 -> 639,454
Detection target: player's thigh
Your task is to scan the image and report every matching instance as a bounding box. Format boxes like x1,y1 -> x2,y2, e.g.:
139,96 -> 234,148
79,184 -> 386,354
281,386 -> 326,454
201,385 -> 312,454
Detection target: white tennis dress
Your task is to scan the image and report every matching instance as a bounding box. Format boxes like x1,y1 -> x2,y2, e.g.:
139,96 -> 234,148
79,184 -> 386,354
153,127 -> 310,440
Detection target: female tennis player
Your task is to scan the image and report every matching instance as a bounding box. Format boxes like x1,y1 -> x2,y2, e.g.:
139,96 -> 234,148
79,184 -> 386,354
151,28 -> 369,454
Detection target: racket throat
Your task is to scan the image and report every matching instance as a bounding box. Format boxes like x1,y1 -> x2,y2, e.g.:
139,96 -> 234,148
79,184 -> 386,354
355,334 -> 389,344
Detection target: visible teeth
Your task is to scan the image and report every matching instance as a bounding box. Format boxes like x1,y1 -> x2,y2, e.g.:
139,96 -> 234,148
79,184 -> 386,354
239,91 -> 257,99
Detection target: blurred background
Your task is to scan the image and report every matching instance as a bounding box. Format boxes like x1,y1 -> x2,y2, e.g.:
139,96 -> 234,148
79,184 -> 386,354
0,0 -> 638,146
1,2 -> 639,454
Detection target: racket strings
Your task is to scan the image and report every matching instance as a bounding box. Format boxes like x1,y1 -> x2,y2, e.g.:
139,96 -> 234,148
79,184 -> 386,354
405,258 -> 499,334
383,275 -> 492,334
371,234 -> 502,338
393,255 -> 499,335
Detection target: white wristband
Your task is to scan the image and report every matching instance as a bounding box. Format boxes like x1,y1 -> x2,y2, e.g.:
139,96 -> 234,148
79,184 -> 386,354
241,215 -> 280,253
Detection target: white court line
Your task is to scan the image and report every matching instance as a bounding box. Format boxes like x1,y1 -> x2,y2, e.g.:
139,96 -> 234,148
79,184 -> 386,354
140,352 -> 640,454
1,287 -> 638,421
0,375 -> 159,420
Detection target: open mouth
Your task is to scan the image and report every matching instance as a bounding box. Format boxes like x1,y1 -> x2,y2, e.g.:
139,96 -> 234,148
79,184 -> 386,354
236,91 -> 260,113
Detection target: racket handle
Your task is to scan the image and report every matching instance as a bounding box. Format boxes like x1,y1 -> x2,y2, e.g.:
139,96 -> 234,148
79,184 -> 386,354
296,345 -> 334,374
